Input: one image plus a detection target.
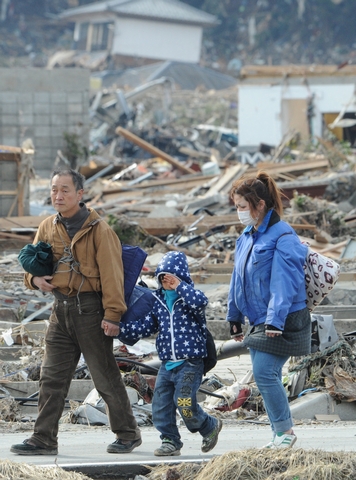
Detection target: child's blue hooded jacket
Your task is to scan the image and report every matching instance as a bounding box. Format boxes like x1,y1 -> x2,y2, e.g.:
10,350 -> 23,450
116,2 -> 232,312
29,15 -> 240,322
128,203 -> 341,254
119,251 -> 209,361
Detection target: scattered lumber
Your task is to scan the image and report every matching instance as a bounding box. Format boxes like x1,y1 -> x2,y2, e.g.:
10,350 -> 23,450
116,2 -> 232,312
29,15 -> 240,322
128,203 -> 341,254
115,127 -> 196,175
101,173 -> 218,195
316,136 -> 350,166
202,164 -> 248,198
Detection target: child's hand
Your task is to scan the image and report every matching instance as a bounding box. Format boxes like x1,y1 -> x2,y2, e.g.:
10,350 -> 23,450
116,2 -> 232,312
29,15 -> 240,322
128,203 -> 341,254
162,274 -> 180,289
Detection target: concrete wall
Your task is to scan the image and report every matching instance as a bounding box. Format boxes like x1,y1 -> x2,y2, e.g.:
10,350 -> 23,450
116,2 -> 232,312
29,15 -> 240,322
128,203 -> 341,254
0,68 -> 90,176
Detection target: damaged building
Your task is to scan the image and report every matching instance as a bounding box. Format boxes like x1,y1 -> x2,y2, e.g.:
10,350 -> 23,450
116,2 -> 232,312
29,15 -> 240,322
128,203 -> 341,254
54,0 -> 218,67
237,64 -> 356,148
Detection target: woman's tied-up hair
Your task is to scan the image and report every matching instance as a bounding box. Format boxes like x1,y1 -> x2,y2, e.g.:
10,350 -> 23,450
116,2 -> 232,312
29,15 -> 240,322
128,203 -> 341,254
229,171 -> 285,216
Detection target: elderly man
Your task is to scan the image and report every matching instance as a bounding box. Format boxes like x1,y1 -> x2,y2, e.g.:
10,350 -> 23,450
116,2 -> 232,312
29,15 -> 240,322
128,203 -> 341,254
11,168 -> 141,455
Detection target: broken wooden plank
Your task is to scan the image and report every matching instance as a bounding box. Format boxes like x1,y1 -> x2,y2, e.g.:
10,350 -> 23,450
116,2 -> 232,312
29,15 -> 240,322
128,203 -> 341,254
116,127 -> 196,175
191,273 -> 231,284
102,173 -> 218,195
191,271 -> 354,285
338,272 -> 356,282
0,190 -> 18,195
298,235 -> 344,259
0,231 -> 34,241
0,212 -> 318,238
202,164 -> 248,198
318,240 -> 348,254
240,64 -> 356,78
288,223 -> 316,231
316,136 -> 350,165
178,146 -> 210,159
0,145 -> 23,153
134,214 -> 240,236
250,158 -> 330,176
0,215 -> 49,231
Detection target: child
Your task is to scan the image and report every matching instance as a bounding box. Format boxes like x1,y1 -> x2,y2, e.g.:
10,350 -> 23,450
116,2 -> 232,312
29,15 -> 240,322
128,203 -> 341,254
119,251 -> 222,456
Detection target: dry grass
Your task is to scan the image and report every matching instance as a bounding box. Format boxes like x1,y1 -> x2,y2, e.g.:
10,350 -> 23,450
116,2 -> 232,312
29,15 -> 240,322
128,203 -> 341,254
147,448 -> 356,480
0,459 -> 91,479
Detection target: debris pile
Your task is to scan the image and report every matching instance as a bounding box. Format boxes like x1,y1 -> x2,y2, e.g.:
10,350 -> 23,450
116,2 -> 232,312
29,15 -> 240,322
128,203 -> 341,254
1,68 -> 356,434
289,339 -> 356,402
87,82 -> 238,163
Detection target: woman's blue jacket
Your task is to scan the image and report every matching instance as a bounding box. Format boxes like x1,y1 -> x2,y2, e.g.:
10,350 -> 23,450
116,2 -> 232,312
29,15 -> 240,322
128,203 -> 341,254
226,209 -> 308,331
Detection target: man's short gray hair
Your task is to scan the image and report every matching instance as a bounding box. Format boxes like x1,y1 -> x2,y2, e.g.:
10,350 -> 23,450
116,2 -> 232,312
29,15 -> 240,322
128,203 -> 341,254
51,169 -> 85,191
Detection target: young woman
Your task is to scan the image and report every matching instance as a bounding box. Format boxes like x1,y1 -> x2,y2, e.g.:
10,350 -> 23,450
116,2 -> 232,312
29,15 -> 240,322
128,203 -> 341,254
227,171 -> 310,449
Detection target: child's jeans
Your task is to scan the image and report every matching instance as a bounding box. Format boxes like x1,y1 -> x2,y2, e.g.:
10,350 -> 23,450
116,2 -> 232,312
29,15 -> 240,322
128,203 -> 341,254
152,358 -> 217,448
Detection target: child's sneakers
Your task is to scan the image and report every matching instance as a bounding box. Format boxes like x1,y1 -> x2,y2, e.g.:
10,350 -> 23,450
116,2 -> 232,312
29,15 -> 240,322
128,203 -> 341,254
201,419 -> 223,453
263,432 -> 297,449
154,439 -> 181,456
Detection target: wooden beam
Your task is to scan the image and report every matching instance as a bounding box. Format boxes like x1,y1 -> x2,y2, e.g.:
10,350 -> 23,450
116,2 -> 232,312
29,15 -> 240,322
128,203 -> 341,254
249,158 -> 330,176
124,214 -> 240,236
202,164 -> 248,197
0,213 -> 318,238
115,127 -> 196,175
102,174 -> 217,195
0,215 -> 49,231
0,190 -> 17,195
192,271 -> 355,285
0,231 -> 33,241
316,136 -> 349,166
0,145 -> 22,153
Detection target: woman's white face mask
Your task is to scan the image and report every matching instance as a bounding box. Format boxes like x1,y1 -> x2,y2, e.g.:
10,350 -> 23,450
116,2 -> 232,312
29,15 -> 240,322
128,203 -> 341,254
238,209 -> 258,226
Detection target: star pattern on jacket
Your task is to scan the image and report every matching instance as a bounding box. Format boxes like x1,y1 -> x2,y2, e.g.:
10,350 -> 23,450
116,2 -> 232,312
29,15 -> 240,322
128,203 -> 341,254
119,251 -> 209,361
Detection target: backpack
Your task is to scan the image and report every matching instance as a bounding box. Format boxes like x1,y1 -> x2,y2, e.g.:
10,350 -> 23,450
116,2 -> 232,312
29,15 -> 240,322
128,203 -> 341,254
303,245 -> 340,312
121,244 -> 148,305
278,235 -> 340,312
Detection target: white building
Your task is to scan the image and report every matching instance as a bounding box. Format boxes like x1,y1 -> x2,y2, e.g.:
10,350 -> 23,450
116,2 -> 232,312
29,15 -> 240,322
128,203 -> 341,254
58,0 -> 218,64
237,65 -> 356,147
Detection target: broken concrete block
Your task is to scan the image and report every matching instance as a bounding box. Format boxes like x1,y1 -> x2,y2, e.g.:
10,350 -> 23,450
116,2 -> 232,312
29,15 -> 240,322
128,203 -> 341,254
290,391 -> 356,421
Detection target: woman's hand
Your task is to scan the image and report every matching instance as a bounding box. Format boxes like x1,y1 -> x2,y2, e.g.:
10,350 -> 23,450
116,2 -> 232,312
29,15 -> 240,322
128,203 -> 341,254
230,322 -> 244,342
265,324 -> 282,338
